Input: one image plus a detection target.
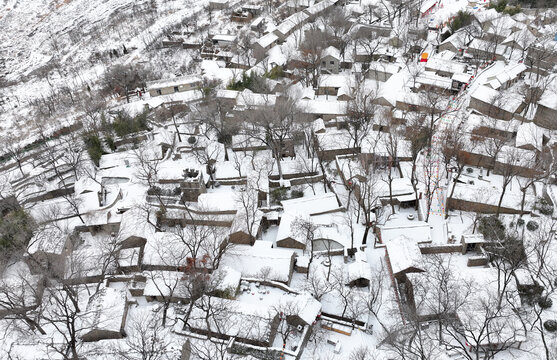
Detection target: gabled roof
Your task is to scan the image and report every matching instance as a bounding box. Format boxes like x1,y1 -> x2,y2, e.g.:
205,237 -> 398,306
322,46 -> 340,60
385,235 -> 424,275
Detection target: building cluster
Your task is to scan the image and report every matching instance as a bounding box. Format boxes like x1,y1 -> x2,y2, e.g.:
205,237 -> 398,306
2,0 -> 557,359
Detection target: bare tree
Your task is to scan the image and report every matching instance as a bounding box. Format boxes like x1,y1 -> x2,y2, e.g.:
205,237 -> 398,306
116,311 -> 171,360
494,147 -> 529,217
346,85 -> 378,149
103,64 -> 144,103
0,268 -> 46,335
2,134 -> 27,177
290,215 -> 319,277
354,163 -> 382,245
244,96 -> 301,181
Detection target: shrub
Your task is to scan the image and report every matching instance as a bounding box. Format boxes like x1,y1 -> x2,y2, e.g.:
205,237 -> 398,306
487,0 -> 520,15
440,30 -> 452,42
517,218 -> 525,226
188,136 -> 197,144
478,216 -> 505,241
0,208 -> 34,251
271,187 -> 289,203
105,136 -> 116,151
449,11 -> 473,33
84,134 -> 104,166
291,190 -> 304,199
527,220 -> 539,231
147,186 -> 162,196
534,197 -> 554,215
466,167 -> 473,174
265,65 -> 284,80
544,320 -> 557,332
538,296 -> 553,309
112,110 -> 149,137
227,71 -> 257,91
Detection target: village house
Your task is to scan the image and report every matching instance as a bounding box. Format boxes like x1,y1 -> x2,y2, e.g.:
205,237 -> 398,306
229,206 -> 264,245
26,225 -> 74,278
209,0 -> 229,10
303,0 -> 337,20
279,293 -> 322,327
146,75 -> 202,97
424,57 -> 467,78
211,34 -> 237,48
363,62 -> 401,82
184,296 -> 280,347
321,46 -> 340,74
469,86 -> 524,121
438,30 -> 473,54
484,62 -> 527,90
253,32 -> 279,55
385,236 -> 425,282
534,83 -> 557,129
465,38 -> 507,61
273,11 -> 310,42
80,287 -> 130,342
317,74 -> 354,96
221,243 -> 297,285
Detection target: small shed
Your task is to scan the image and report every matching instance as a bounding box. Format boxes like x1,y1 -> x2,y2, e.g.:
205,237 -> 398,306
279,293 -> 322,327
385,236 -> 424,281
346,251 -> 372,287
461,233 -> 486,254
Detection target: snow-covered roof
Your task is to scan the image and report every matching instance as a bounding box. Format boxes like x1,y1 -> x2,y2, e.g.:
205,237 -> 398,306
516,122 -> 544,151
274,11 -> 310,37
319,74 -> 354,89
440,30 -> 471,50
385,235 -> 424,275
212,266 -> 242,293
27,225 -> 68,255
474,8 -> 502,24
256,32 -> 279,49
146,75 -> 202,91
281,192 -> 340,215
425,57 -> 467,75
420,0 -> 437,14
467,38 -> 507,56
80,287 -> 128,337
197,191 -> 238,212
416,72 -> 453,90
486,62 -> 527,90
470,85 -> 523,114
380,221 -> 433,244
298,99 -> 347,115
221,244 -> 295,283
276,211 -> 311,245
212,34 -> 236,42
279,293 -> 321,325
303,0 -> 335,16
217,89 -> 240,100
236,90 -> 277,109
119,207 -> 156,241
187,295 -> 276,342
347,258 -> 372,284
452,72 -> 471,83
322,46 -> 340,60
143,232 -> 189,268
538,76 -> 557,111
